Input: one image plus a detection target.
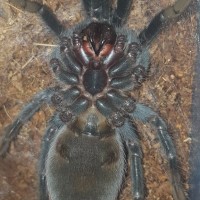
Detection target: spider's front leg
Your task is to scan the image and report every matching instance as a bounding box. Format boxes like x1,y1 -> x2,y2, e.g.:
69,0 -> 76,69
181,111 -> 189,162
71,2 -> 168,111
112,0 -> 133,26
129,103 -> 186,200
82,0 -> 112,21
0,88 -> 56,157
139,0 -> 192,45
9,0 -> 64,36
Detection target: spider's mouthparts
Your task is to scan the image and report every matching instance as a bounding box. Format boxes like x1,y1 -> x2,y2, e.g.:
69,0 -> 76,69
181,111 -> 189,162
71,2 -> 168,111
92,39 -> 107,56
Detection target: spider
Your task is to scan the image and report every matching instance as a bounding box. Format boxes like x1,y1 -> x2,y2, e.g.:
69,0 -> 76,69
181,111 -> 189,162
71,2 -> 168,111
0,0 -> 192,199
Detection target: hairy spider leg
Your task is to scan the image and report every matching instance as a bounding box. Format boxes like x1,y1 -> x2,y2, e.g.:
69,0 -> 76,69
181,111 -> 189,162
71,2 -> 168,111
0,88 -> 55,157
0,85 -> 89,155
97,90 -> 144,199
129,103 -> 186,200
82,0 -> 112,22
50,35 -> 87,86
109,63 -> 147,91
108,42 -> 144,77
112,0 -> 133,26
50,58 -> 79,85
96,89 -> 135,127
116,120 -> 144,200
60,37 -> 82,75
82,0 -> 133,25
139,0 -> 192,45
39,115 -> 64,200
95,97 -> 125,127
97,90 -> 186,200
9,0 -> 64,36
107,33 -> 149,91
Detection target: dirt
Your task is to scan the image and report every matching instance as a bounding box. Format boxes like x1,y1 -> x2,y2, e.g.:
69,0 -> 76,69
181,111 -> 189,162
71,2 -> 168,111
0,0 -> 197,200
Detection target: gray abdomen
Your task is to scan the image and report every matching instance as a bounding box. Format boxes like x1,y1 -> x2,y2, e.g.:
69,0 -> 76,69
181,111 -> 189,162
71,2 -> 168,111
46,125 -> 125,200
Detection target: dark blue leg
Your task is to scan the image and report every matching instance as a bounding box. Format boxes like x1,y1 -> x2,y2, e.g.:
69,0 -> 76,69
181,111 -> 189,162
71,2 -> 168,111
96,96 -> 125,127
50,58 -> 79,85
129,103 -> 186,200
0,88 -> 55,157
108,39 -> 145,77
112,0 -> 133,26
139,0 -> 192,45
96,90 -> 136,127
59,37 -> 82,75
9,0 -> 63,36
82,0 -> 112,21
116,120 -> 144,200
67,96 -> 90,117
110,75 -> 138,91
39,115 -> 64,200
110,64 -> 147,91
108,33 -> 149,91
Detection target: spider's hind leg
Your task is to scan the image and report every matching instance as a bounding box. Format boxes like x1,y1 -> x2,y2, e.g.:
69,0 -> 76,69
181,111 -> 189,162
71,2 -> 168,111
117,120 -> 144,200
9,0 -> 63,36
139,0 -> 192,45
129,103 -> 186,200
39,115 -> 64,200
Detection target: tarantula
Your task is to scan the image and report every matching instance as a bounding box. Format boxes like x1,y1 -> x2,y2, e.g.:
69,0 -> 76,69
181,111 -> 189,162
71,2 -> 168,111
0,0 -> 192,199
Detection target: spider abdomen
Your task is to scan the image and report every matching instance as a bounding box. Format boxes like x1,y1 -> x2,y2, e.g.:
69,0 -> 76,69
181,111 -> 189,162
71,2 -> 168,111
46,117 -> 125,200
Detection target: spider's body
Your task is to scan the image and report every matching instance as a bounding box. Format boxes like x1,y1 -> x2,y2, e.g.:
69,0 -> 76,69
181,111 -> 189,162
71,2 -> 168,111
45,19 -> 148,199
0,0 -> 192,200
